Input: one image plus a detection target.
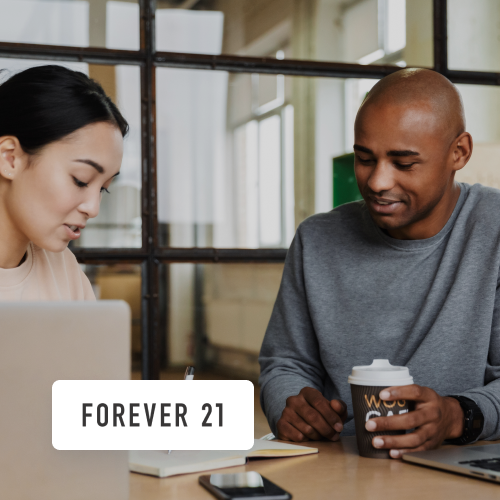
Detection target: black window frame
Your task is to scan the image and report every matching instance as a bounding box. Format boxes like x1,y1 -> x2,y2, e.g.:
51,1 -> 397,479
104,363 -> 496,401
0,0 -> 496,379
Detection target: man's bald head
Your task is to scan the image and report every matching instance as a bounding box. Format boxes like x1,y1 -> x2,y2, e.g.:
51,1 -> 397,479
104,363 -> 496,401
357,68 -> 465,142
353,68 -> 472,240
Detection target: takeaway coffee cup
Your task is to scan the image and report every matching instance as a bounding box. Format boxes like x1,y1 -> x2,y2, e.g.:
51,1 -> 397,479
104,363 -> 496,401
348,359 -> 414,459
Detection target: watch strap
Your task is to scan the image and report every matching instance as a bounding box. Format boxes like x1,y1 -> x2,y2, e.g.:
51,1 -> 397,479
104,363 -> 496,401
446,395 -> 484,445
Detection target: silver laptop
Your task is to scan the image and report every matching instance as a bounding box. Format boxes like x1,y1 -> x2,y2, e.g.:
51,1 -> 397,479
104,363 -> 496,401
0,301 -> 131,500
403,443 -> 500,483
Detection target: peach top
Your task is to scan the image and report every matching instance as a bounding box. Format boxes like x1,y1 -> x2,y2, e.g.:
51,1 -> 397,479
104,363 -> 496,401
0,243 -> 95,301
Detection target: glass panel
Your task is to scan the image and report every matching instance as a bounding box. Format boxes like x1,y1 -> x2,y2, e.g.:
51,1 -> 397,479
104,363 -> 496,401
0,60 -> 142,248
0,0 -> 140,50
156,67 -> 295,248
81,263 -> 142,377
155,0 -> 432,67
76,64 -> 142,248
156,66 -> 381,246
455,84 -> 500,188
161,262 -> 278,437
448,0 -> 500,72
163,262 -> 283,373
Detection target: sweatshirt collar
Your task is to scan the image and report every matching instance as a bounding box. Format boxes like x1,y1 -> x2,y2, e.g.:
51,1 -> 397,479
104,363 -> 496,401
0,243 -> 34,287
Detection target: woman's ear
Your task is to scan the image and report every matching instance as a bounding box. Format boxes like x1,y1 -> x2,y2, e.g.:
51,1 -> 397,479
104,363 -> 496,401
0,136 -> 24,181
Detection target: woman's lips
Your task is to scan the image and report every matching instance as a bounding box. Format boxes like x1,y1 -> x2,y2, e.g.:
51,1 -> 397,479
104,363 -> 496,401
367,197 -> 403,215
64,224 -> 82,240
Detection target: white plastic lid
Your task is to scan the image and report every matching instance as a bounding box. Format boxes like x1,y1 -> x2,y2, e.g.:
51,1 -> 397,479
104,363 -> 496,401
347,359 -> 413,387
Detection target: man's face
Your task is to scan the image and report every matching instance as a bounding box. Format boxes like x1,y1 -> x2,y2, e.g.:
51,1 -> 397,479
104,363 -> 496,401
354,101 -> 454,236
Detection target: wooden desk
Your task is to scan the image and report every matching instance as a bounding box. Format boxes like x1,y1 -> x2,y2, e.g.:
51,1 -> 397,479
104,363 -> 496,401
129,437 -> 500,500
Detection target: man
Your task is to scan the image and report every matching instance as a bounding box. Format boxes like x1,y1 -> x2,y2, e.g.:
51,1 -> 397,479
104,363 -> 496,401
259,68 -> 500,458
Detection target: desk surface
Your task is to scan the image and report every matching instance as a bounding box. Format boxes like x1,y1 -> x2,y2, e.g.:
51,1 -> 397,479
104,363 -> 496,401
129,437 -> 500,500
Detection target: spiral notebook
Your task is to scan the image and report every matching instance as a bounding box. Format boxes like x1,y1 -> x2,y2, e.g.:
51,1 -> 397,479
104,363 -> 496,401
129,440 -> 318,478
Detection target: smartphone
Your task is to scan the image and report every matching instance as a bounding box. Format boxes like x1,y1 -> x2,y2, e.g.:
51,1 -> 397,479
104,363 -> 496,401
199,471 -> 292,500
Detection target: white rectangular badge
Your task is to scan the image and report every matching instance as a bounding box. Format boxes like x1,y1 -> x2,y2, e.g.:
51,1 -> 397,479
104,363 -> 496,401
52,380 -> 254,450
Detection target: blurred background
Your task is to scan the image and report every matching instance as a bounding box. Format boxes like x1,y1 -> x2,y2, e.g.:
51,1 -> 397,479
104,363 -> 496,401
1,1 -> 499,404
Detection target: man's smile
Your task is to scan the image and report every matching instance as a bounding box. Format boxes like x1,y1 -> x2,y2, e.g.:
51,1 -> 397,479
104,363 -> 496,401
367,195 -> 404,215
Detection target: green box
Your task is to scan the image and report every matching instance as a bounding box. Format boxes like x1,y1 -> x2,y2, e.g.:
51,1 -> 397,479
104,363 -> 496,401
333,153 -> 363,208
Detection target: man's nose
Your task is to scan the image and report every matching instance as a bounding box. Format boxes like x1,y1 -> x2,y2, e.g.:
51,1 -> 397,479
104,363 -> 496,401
366,161 -> 396,194
78,190 -> 101,219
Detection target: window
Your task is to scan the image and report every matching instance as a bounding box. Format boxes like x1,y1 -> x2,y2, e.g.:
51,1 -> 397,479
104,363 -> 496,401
1,0 -> 495,379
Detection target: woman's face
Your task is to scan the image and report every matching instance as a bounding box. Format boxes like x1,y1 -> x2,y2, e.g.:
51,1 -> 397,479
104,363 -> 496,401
1,122 -> 123,252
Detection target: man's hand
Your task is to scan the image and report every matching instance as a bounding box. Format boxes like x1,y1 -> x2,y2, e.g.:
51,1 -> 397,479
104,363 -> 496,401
365,385 -> 464,458
277,387 -> 348,442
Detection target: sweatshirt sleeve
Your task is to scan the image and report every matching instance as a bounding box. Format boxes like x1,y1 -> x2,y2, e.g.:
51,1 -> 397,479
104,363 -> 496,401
258,228 -> 327,435
457,275 -> 500,441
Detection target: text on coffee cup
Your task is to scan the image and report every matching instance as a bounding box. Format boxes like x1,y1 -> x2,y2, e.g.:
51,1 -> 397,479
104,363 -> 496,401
364,394 -> 409,421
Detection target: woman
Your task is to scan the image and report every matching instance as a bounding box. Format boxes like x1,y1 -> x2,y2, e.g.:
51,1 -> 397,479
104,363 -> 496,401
0,65 -> 128,300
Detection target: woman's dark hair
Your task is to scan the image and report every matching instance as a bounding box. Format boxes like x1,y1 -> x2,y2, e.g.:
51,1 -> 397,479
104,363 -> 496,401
0,65 -> 129,154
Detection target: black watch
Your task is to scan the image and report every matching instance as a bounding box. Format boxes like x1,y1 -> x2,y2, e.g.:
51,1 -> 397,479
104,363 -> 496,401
446,396 -> 484,445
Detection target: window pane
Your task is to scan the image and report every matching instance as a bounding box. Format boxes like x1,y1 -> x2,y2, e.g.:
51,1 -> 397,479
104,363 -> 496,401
448,0 -> 500,72
157,66 -> 383,247
455,84 -> 500,188
156,67 -> 294,248
162,263 -> 283,378
155,0 -> 432,67
76,64 -> 142,248
160,262 -> 276,437
259,115 -> 282,246
81,263 -> 142,377
0,0 -> 139,50
0,60 -> 142,248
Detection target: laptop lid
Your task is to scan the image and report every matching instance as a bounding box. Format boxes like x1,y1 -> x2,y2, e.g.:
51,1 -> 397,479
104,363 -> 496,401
403,444 -> 500,484
0,301 -> 130,500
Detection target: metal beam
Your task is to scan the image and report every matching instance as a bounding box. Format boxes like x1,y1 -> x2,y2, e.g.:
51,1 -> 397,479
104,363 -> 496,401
433,0 -> 447,74
140,0 -> 161,381
154,248 -> 288,263
0,42 -> 144,65
446,70 -> 500,87
73,248 -> 288,264
154,52 -> 405,79
72,249 -> 147,262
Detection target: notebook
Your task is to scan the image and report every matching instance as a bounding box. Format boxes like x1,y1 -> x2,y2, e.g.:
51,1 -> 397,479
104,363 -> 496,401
129,440 -> 318,478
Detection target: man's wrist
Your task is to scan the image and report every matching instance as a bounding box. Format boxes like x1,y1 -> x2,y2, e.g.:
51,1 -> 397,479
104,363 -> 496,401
445,396 -> 464,439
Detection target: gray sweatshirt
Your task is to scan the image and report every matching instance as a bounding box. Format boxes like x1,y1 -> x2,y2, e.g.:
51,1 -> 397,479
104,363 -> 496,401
259,183 -> 500,440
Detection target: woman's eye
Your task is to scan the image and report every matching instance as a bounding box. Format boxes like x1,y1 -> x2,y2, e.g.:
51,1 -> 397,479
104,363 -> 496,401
73,177 -> 88,188
100,187 -> 110,194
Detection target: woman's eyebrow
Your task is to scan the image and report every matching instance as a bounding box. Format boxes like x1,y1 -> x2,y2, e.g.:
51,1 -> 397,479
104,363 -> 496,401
73,159 -> 104,174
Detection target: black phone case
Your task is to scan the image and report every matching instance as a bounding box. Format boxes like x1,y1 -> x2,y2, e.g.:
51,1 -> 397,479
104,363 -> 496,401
198,474 -> 292,500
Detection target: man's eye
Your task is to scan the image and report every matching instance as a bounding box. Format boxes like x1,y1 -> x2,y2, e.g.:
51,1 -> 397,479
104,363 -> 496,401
73,177 -> 88,188
357,157 -> 375,164
395,162 -> 415,170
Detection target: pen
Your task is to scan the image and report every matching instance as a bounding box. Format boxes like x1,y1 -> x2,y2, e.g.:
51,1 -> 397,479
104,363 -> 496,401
167,366 -> 195,454
184,365 -> 195,380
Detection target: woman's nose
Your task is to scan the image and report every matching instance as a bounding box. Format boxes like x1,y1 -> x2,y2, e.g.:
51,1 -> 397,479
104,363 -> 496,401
78,190 -> 101,219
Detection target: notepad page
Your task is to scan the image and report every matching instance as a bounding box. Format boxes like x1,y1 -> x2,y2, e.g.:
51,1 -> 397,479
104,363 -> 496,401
129,450 -> 246,478
129,441 -> 318,478
246,440 -> 318,458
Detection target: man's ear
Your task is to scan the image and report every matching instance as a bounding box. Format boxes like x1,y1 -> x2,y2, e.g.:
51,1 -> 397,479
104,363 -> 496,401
0,136 -> 24,181
452,132 -> 473,172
